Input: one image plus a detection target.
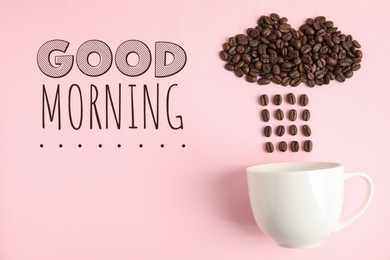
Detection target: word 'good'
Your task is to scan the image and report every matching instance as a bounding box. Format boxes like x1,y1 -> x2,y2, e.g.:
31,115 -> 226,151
37,40 -> 187,78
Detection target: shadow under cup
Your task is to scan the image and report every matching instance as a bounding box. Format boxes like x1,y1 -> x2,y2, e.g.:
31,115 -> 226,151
247,162 -> 373,248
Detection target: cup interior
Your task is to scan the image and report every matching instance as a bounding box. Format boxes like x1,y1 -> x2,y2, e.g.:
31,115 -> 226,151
247,162 -> 342,174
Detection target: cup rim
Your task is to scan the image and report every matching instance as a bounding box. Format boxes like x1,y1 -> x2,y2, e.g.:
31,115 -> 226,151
247,161 -> 343,174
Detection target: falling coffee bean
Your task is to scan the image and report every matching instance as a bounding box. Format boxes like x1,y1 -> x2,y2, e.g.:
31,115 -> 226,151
287,93 -> 296,104
290,141 -> 300,152
302,125 -> 312,137
259,94 -> 269,106
273,94 -> 282,105
276,125 -> 285,136
299,94 -> 309,106
263,126 -> 272,137
302,109 -> 310,121
288,109 -> 297,121
304,140 -> 313,152
261,109 -> 270,122
279,141 -> 288,152
275,109 -> 284,120
265,142 -> 274,153
289,125 -> 298,135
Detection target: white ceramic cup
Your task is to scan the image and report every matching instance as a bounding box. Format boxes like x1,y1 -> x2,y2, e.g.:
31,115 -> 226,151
247,162 -> 373,248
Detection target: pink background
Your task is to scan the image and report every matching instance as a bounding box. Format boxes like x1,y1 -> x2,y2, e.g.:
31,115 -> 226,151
0,0 -> 389,259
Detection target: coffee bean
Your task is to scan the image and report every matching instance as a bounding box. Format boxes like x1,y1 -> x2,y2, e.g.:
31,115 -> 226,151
307,72 -> 315,80
351,63 -> 361,71
306,18 -> 314,25
264,16 -> 272,25
265,142 -> 274,153
293,39 -> 302,49
263,126 -> 272,137
273,94 -> 282,105
259,94 -> 269,106
237,35 -> 249,45
299,94 -> 309,106
270,13 -> 280,21
276,125 -> 285,136
234,68 -> 244,77
290,78 -> 301,87
324,74 -> 330,84
288,49 -> 300,58
246,75 -> 257,83
282,77 -> 291,86
290,70 -> 300,79
235,60 -> 244,68
307,80 -> 315,87
335,73 -> 346,82
272,65 -> 281,75
261,63 -> 272,74
301,44 -> 312,54
301,54 -> 312,64
312,43 -> 321,53
303,140 -> 313,152
232,54 -> 240,64
315,16 -> 326,23
339,58 -> 353,67
302,125 -> 312,137
279,141 -> 287,152
236,45 -> 245,54
279,17 -> 288,24
228,46 -> 236,55
302,109 -> 310,121
289,125 -> 298,135
290,141 -> 299,152
275,109 -> 284,120
224,63 -> 235,71
228,37 -> 237,47
222,43 -> 230,51
279,23 -> 291,33
286,93 -> 296,104
288,109 -> 297,121
281,62 -> 292,71
272,76 -> 282,84
258,78 -> 271,85
326,57 -> 338,66
305,27 -> 315,36
242,53 -> 251,63
352,40 -> 361,48
324,20 -> 334,28
220,51 -> 229,61
261,109 -> 270,122
314,70 -> 325,79
355,50 -> 363,59
344,70 -> 353,78
249,68 -> 260,77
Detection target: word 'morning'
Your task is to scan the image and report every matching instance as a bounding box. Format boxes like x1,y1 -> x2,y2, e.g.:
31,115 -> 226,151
42,83 -> 183,130
37,40 -> 187,78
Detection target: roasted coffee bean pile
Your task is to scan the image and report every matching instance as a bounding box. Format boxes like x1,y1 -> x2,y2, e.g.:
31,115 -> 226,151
260,93 -> 312,152
220,14 -> 363,87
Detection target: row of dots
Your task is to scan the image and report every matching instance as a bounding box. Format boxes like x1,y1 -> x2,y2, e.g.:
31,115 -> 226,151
40,144 -> 186,148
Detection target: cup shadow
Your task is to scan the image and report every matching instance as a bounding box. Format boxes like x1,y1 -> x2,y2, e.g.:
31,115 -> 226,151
212,167 -> 264,237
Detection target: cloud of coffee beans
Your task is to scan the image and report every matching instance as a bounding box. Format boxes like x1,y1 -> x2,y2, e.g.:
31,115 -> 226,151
220,14 -> 363,87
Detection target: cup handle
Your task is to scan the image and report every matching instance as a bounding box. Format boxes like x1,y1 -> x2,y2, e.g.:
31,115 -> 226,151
333,172 -> 374,232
